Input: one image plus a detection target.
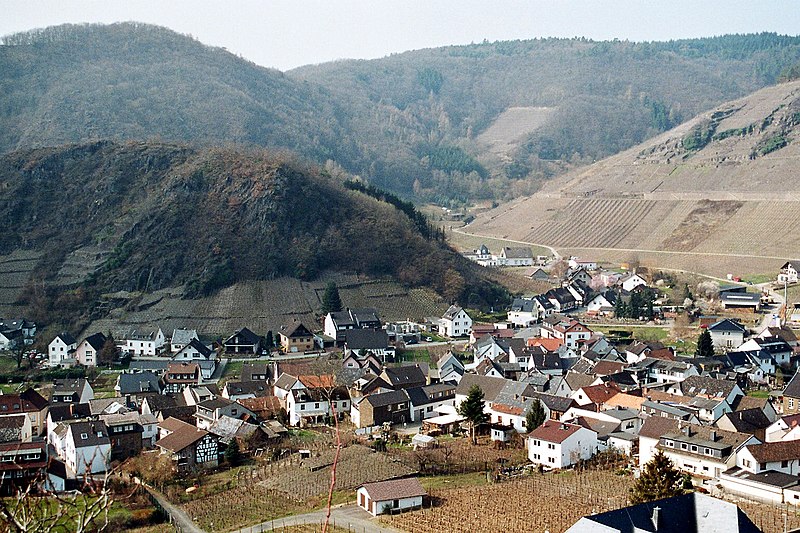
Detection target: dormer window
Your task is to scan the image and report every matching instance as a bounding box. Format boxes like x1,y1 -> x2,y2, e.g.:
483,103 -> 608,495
81,433 -> 88,439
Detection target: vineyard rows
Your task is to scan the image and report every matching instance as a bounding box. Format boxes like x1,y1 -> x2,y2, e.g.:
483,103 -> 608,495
526,199 -> 656,249
385,469 -> 634,533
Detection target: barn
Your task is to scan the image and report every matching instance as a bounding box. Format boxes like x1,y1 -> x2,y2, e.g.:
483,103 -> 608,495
357,477 -> 426,516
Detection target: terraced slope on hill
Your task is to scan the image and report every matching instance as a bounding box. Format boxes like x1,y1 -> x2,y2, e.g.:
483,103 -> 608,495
468,80 -> 800,276
0,141 -> 499,334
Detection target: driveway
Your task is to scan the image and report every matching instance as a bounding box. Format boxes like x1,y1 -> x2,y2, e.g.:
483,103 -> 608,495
143,483 -> 207,533
231,504 -> 404,533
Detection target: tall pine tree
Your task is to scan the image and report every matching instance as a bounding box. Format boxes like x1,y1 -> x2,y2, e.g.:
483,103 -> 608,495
458,385 -> 488,444
525,399 -> 546,432
629,450 -> 686,504
321,282 -> 343,315
696,329 -> 715,358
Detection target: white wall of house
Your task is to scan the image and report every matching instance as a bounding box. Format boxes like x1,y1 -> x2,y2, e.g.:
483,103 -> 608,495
737,446 -> 800,475
527,427 -> 597,468
441,310 -> 472,338
74,340 -> 98,367
718,472 -> 786,505
48,337 -> 76,367
410,399 -> 456,423
357,487 -> 422,516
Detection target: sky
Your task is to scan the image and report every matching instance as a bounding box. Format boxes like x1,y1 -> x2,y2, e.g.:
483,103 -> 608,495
2,1 -> 799,71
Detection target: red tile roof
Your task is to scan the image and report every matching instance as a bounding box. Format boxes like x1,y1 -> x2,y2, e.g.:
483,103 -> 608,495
580,383 -> 620,405
528,420 -> 585,443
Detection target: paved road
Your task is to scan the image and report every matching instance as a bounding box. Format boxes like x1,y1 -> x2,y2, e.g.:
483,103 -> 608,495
231,504 -> 404,533
143,483 -> 207,533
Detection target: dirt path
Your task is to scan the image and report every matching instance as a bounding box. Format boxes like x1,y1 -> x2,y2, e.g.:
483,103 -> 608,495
231,504 -> 404,533
143,484 -> 207,533
454,226 -> 796,262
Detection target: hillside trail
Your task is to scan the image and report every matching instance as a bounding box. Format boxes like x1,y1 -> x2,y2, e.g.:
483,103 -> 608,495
454,226 -> 794,262
230,503 -> 403,533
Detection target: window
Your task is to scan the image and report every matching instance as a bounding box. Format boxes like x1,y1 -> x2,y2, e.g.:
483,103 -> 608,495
315,403 -> 320,409
547,443 -> 555,450
790,398 -> 795,409
232,409 -> 238,416
704,448 -> 712,456
81,433 -> 88,439
691,445 -> 697,452
680,443 -> 687,450
300,404 -> 305,411
782,460 -> 789,468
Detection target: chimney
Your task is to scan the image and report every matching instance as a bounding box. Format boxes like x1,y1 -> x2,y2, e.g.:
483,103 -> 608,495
683,426 -> 691,437
709,430 -> 717,442
651,506 -> 660,530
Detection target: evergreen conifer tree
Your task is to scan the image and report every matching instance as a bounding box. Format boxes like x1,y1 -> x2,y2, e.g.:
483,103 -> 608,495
629,450 -> 686,504
321,282 -> 343,314
458,385 -> 488,444
525,399 -> 546,432
696,329 -> 715,358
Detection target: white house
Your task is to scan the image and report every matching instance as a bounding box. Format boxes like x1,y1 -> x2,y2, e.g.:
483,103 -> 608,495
122,328 -> 166,356
48,333 -> 77,367
779,262 -> 799,284
170,328 -> 198,353
357,477 -> 426,516
275,373 -> 350,426
568,258 -> 597,271
172,339 -> 217,379
440,305 -> 472,338
766,414 -> 800,442
527,420 -> 598,469
74,333 -> 107,367
620,273 -> 647,292
707,319 -> 747,351
655,423 -> 757,480
499,247 -> 534,267
508,298 -> 539,328
61,421 -> 111,478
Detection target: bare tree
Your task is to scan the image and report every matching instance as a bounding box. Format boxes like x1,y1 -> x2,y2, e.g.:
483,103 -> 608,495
1,454 -> 118,533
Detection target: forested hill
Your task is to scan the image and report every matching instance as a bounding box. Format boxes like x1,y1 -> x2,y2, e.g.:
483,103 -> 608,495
3,24 -> 800,204
0,141 -> 500,330
0,23 -> 354,166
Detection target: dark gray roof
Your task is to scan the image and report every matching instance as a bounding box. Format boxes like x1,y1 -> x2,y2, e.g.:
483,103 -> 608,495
455,374 -> 507,403
68,420 -> 110,447
55,332 -> 76,345
680,375 -> 738,399
117,371 -> 161,395
344,329 -> 389,350
224,327 -> 261,346
224,380 -> 271,397
528,391 -> 574,413
442,305 -> 465,320
784,370 -> 800,399
52,378 -> 87,395
363,389 -> 409,408
405,383 -> 455,407
242,363 -> 270,380
708,318 -> 747,332
82,332 -> 107,351
573,492 -> 760,533
510,298 -> 536,313
382,365 -> 426,387
722,467 -> 800,489
717,408 -> 772,434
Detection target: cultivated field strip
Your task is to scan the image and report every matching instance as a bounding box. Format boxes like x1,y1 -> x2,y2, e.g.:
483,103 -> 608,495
701,201 -> 800,255
84,276 -> 447,336
0,250 -> 41,306
531,199 -> 656,248
385,470 -> 633,533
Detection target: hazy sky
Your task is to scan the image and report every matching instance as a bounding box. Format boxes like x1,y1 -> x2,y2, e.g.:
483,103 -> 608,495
3,1 -> 799,71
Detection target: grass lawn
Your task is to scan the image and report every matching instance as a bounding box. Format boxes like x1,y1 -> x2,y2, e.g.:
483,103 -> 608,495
747,390 -> 771,398
590,325 -> 669,342
397,349 -> 431,364
221,360 -> 243,379
0,354 -> 20,373
741,274 -> 774,285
